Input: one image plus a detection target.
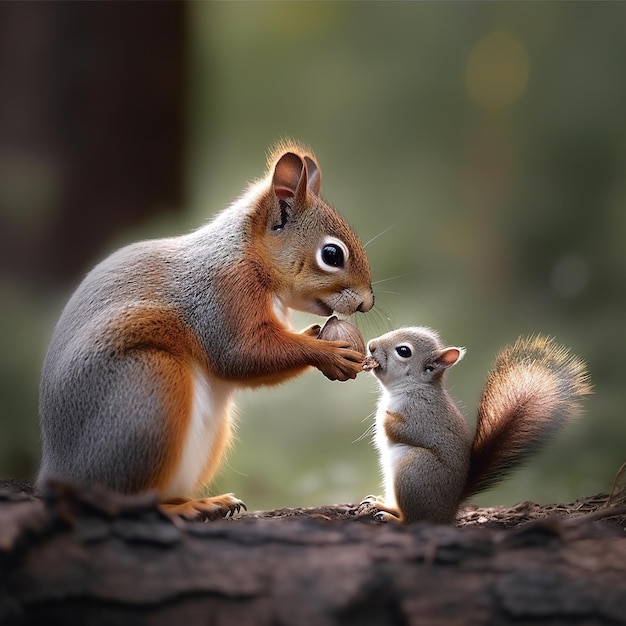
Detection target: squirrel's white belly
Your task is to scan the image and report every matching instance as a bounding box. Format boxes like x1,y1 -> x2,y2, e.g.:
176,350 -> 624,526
162,365 -> 235,498
377,441 -> 411,508
374,400 -> 406,508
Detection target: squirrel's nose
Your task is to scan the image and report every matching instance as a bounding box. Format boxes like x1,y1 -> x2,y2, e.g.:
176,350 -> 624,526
368,341 -> 377,354
357,290 -> 374,313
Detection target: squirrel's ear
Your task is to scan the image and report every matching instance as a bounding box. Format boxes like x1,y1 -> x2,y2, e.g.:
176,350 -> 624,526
435,347 -> 466,369
304,156 -> 321,195
272,152 -> 304,199
272,151 -> 321,202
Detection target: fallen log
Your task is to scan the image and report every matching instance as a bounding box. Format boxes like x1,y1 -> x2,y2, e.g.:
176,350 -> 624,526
1,481 -> 625,625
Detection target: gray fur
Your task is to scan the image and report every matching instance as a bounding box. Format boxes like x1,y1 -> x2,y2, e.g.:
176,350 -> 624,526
367,328 -> 590,524
368,327 -> 472,524
39,142 -> 374,501
38,203 -> 249,493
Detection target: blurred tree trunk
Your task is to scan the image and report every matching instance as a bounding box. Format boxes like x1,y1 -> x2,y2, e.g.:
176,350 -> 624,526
0,2 -> 188,286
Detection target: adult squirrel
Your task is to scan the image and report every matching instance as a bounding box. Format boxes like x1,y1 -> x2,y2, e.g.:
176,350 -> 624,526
361,327 -> 591,524
38,141 -> 374,520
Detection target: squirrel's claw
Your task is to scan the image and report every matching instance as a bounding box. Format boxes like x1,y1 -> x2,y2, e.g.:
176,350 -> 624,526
360,494 -> 383,506
224,497 -> 247,518
356,494 -> 382,517
373,510 -> 400,523
358,495 -> 401,523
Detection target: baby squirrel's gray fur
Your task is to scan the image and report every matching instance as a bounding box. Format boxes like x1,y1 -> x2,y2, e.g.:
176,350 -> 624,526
364,327 -> 591,524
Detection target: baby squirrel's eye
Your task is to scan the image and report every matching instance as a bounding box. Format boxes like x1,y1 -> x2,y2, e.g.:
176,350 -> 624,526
316,238 -> 349,272
424,365 -> 435,373
395,345 -> 412,358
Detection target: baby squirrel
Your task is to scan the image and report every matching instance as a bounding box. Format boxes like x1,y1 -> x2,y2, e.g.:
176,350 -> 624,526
38,141 -> 374,520
362,327 -> 591,524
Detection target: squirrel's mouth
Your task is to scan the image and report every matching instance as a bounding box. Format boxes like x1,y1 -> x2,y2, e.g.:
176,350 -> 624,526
284,296 -> 334,317
315,300 -> 334,317
320,289 -> 370,317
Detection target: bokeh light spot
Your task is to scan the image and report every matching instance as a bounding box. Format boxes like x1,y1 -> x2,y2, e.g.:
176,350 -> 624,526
465,31 -> 530,111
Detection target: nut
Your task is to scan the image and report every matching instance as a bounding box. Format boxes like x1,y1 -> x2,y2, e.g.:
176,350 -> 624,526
317,316 -> 366,354
362,356 -> 380,371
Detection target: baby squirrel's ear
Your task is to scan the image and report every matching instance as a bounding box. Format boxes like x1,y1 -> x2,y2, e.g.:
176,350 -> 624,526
272,151 -> 321,202
435,347 -> 466,370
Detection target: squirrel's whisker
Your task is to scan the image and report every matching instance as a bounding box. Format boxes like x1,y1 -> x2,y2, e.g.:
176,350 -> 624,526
363,221 -> 401,249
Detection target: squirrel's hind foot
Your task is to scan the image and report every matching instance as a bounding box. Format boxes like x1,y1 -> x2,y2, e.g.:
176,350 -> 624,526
358,495 -> 401,523
162,493 -> 247,522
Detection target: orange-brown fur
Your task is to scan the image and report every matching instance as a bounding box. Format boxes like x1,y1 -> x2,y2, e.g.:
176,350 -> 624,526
463,335 -> 592,499
383,412 -> 414,447
108,304 -> 242,515
38,140 -> 373,521
212,259 -> 365,386
107,306 -> 205,492
162,493 -> 245,521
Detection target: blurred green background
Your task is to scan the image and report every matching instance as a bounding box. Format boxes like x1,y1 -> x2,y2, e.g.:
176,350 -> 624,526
1,2 -> 625,512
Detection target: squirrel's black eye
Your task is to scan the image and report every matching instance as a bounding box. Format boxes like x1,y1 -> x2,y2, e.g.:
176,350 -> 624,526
321,244 -> 344,268
396,345 -> 412,358
316,238 -> 349,272
424,365 -> 435,373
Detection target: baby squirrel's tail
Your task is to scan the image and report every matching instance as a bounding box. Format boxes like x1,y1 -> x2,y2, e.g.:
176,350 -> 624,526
462,335 -> 592,500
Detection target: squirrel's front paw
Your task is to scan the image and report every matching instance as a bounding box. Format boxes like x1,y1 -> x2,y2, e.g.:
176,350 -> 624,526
301,324 -> 322,338
318,341 -> 364,381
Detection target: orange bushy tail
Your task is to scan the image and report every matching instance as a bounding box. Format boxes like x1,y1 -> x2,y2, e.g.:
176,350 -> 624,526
462,335 -> 592,500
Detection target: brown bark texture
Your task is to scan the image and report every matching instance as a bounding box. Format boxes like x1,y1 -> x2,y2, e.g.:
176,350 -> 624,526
1,481 -> 625,626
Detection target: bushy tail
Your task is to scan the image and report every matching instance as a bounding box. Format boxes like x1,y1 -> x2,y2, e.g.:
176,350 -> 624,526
462,335 -> 592,500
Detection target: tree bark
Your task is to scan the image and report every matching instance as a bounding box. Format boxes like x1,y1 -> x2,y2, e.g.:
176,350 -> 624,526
1,482 -> 625,625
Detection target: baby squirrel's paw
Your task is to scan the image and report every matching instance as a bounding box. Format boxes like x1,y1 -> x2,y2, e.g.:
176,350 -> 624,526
162,493 -> 247,522
373,510 -> 401,523
358,495 -> 401,523
359,494 -> 385,510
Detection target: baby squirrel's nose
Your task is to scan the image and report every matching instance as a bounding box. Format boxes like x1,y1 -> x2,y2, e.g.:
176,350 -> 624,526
368,341 -> 377,354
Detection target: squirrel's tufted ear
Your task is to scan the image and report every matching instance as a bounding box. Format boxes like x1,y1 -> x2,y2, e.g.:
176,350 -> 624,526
435,347 -> 466,369
272,151 -> 321,202
272,152 -> 303,199
303,156 -> 321,195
